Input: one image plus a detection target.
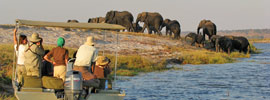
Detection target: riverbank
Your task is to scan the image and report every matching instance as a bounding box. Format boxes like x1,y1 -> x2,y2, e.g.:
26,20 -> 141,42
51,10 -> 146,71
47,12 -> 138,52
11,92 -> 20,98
0,25 -> 259,99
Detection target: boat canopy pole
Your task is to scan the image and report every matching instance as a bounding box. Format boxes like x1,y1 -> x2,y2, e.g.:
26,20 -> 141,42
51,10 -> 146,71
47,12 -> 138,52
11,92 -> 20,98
103,31 -> 106,56
114,32 -> 119,88
12,21 -> 20,87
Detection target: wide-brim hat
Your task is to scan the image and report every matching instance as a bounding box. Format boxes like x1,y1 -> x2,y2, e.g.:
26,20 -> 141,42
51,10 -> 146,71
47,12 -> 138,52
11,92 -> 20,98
29,33 -> 42,42
84,36 -> 95,46
95,56 -> 110,66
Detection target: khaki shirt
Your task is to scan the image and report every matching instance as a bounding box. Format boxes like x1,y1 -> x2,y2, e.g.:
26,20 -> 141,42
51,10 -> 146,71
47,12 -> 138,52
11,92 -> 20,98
24,43 -> 45,69
74,44 -> 98,67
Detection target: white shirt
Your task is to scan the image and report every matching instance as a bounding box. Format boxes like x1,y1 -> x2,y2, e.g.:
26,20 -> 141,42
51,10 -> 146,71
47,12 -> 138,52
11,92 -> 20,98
74,44 -> 98,66
14,44 -> 26,65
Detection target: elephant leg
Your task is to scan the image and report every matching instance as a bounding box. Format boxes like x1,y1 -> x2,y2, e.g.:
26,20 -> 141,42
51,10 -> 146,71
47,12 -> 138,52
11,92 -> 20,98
128,22 -> 135,32
203,33 -> 206,40
170,31 -> 173,37
141,24 -> 147,33
173,32 -> 177,39
147,26 -> 152,34
191,38 -> 196,46
165,28 -> 169,36
216,45 -> 219,52
239,48 -> 242,53
208,35 -> 212,40
155,25 -> 162,35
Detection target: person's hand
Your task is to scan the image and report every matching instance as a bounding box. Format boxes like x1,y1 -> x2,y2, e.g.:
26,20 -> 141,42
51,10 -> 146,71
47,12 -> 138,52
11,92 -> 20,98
52,61 -> 56,65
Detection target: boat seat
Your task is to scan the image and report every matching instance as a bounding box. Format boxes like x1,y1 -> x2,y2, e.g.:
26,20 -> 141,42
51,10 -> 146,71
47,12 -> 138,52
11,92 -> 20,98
21,87 -> 43,92
42,76 -> 64,89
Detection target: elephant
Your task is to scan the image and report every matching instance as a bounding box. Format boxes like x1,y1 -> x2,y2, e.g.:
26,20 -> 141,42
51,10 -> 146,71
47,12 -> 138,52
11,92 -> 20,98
133,23 -> 142,32
67,19 -> 79,23
105,10 -> 134,32
133,23 -> 157,33
136,12 -> 163,35
215,36 -> 233,54
210,35 -> 221,48
65,19 -> 79,31
231,36 -> 250,54
215,36 -> 250,54
161,19 -> 181,39
185,32 -> 205,47
88,17 -> 105,23
197,19 -> 217,40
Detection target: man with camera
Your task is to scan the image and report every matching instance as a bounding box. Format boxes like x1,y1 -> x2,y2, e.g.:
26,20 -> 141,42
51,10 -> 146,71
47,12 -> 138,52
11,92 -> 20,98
24,33 -> 45,77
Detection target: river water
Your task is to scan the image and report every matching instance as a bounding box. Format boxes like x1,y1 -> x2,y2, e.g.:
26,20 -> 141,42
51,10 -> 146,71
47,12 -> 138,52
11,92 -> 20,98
115,43 -> 270,100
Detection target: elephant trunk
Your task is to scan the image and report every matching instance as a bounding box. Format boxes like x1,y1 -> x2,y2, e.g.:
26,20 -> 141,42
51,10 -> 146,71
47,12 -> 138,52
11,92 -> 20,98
136,19 -> 139,25
185,35 -> 189,41
135,19 -> 140,29
197,27 -> 201,34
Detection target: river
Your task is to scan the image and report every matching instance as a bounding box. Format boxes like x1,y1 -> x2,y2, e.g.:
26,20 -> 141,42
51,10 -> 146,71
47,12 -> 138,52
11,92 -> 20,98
115,43 -> 270,100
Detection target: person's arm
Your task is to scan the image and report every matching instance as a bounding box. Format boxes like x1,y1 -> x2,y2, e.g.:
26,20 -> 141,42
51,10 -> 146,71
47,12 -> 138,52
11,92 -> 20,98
13,28 -> 18,45
44,50 -> 56,65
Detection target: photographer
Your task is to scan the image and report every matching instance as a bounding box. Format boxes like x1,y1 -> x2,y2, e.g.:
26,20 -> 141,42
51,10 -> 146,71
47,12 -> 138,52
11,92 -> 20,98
24,33 -> 45,77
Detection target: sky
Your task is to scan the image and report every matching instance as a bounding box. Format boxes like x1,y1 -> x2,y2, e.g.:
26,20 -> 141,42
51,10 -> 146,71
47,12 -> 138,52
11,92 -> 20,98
0,0 -> 269,31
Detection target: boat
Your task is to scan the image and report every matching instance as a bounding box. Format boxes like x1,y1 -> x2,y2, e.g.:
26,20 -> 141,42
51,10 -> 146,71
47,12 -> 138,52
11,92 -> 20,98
12,19 -> 126,100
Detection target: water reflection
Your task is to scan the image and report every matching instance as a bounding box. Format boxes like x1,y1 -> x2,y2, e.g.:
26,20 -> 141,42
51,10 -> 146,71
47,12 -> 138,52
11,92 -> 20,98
116,43 -> 270,100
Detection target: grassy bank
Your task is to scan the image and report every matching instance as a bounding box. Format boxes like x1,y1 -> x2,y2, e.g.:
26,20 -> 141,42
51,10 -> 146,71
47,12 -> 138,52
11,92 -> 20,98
249,38 -> 270,43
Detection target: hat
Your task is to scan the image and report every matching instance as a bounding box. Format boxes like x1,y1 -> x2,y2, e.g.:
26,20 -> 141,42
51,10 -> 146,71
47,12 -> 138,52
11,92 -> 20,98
84,36 -> 95,46
95,56 -> 110,66
29,33 -> 42,42
57,37 -> 65,47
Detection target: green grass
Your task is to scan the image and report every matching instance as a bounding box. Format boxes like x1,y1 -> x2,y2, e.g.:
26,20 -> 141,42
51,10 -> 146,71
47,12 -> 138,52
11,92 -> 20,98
179,50 -> 234,64
0,44 -> 14,83
0,95 -> 17,100
104,54 -> 167,76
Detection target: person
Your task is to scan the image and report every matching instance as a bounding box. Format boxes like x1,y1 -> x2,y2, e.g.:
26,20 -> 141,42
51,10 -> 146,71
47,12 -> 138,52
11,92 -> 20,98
73,36 -> 99,87
42,50 -> 53,76
93,56 -> 112,89
44,37 -> 69,81
13,28 -> 28,85
24,33 -> 45,77
93,56 -> 112,79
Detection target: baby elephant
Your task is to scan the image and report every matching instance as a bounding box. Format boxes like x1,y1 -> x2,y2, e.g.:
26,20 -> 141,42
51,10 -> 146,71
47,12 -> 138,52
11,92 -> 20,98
216,36 -> 233,54
185,32 -> 205,47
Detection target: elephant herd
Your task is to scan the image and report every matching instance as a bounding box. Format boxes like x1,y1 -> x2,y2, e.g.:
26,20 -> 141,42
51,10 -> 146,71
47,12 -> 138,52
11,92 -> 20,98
185,33 -> 251,54
210,35 -> 250,54
67,10 -> 250,54
67,10 -> 182,39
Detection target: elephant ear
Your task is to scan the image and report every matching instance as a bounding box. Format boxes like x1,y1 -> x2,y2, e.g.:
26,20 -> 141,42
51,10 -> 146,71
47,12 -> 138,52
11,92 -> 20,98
164,19 -> 171,24
141,12 -> 148,22
112,11 -> 116,18
107,11 -> 115,20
